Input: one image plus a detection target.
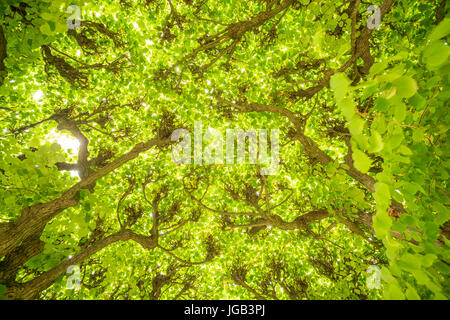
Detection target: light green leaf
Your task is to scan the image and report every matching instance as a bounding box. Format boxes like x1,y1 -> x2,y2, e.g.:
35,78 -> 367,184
405,286 -> 420,300
384,282 -> 405,300
429,18 -> 450,41
368,130 -> 384,153
423,41 -> 450,69
40,23 -> 53,36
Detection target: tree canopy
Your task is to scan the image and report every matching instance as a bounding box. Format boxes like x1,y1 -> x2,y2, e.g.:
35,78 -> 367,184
0,0 -> 449,300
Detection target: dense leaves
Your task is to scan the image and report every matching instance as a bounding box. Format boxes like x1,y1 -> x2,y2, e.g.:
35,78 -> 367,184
0,0 -> 448,300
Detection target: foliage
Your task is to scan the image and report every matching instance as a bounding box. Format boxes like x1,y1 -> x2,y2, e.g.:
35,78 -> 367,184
0,0 -> 448,300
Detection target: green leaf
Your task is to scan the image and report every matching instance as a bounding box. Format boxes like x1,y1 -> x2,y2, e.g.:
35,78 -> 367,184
368,130 -> 384,153
348,115 -> 364,135
374,182 -> 390,205
40,23 -> 53,36
380,267 -> 395,283
387,129 -> 404,149
408,94 -> 426,110
398,253 -> 421,271
433,202 -> 450,225
41,12 -> 54,21
412,128 -> 425,143
423,41 -> 450,69
394,102 -> 406,122
373,207 -> 392,238
398,145 -> 412,156
371,116 -> 387,135
369,61 -> 388,77
384,282 -> 405,300
338,97 -> 355,120
411,269 -> 429,285
405,285 -> 420,300
421,254 -> 437,268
